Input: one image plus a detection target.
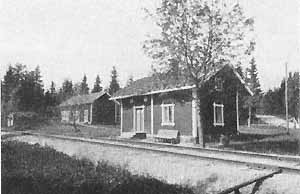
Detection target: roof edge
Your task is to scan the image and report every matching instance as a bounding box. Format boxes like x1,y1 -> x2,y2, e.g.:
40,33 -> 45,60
110,85 -> 196,100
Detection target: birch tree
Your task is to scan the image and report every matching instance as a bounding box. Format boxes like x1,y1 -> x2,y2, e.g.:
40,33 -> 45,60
144,0 -> 254,146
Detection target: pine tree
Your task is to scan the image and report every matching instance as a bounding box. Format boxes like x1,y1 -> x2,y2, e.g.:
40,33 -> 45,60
80,74 -> 89,95
50,81 -> 56,95
244,57 -> 262,117
32,66 -> 44,112
92,75 -> 103,93
246,58 -> 261,95
59,79 -> 73,101
108,66 -> 120,95
48,81 -> 58,106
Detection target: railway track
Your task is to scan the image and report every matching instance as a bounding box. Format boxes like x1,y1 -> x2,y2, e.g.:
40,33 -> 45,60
16,131 -> 300,174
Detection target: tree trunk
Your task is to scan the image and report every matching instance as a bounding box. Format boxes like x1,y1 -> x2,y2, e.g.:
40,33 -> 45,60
196,89 -> 205,147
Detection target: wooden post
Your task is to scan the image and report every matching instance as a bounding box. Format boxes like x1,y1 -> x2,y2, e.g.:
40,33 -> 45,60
285,62 -> 289,133
90,103 -> 93,124
151,94 -> 154,135
114,103 -> 117,124
248,107 -> 251,127
120,99 -> 123,135
236,89 -> 240,132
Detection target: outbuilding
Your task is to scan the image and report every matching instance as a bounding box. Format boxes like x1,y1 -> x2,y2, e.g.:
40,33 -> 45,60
110,65 -> 253,142
59,92 -> 119,125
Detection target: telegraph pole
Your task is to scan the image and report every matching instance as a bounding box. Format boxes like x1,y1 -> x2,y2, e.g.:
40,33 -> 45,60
285,62 -> 289,133
298,70 -> 300,125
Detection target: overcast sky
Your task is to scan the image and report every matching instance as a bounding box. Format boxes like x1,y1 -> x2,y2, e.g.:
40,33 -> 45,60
0,0 -> 299,91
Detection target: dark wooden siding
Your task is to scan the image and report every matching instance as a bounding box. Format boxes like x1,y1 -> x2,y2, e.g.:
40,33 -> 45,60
199,66 -> 249,137
92,94 -> 116,125
152,92 -> 192,136
122,89 -> 193,136
60,104 -> 91,123
123,107 -> 133,132
60,94 -> 117,125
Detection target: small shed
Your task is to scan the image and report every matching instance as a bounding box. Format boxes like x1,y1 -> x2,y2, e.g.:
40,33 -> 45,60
59,92 -> 118,125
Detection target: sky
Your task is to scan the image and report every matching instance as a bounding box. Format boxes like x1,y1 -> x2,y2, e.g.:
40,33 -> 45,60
0,0 -> 299,91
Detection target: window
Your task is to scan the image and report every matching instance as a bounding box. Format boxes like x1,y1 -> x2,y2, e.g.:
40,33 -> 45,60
161,104 -> 175,126
215,77 -> 223,91
61,110 -> 70,121
213,102 -> 224,126
75,110 -> 80,122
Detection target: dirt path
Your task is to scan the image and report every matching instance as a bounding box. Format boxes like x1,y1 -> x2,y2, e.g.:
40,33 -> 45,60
9,135 -> 300,194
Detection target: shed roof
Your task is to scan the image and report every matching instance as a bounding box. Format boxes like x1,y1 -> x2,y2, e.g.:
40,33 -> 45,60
59,91 -> 107,107
111,65 -> 253,100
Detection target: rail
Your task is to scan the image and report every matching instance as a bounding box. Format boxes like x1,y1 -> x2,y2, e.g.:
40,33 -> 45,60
218,169 -> 282,194
14,131 -> 300,173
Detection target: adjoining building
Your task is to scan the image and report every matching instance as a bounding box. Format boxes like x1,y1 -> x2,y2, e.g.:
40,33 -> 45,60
110,65 -> 253,142
59,92 -> 119,125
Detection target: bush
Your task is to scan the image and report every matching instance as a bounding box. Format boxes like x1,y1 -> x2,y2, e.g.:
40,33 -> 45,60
2,141 -> 193,194
10,111 -> 47,131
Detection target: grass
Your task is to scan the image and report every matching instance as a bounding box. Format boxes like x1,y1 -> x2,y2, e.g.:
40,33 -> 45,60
19,119 -> 121,139
226,134 -> 300,156
2,140 -> 194,194
238,125 -> 287,136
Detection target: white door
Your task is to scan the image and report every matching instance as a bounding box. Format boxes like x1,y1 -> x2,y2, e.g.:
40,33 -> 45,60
135,108 -> 144,132
84,110 -> 88,123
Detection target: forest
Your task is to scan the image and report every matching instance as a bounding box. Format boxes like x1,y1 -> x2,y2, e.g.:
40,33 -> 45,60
1,62 -> 300,127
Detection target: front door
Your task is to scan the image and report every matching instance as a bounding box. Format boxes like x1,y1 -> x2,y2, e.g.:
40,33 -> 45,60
135,108 -> 144,132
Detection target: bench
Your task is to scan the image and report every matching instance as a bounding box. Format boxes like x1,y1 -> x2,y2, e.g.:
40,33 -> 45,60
154,129 -> 180,144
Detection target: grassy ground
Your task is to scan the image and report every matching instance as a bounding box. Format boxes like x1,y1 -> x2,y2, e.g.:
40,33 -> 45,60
239,125 -> 288,136
2,140 -> 193,194
28,120 -> 120,139
11,135 -> 277,194
224,133 -> 300,156
7,118 -> 300,156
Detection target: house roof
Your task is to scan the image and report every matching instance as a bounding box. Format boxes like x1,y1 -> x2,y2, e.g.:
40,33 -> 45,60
59,91 -> 107,107
111,65 -> 253,100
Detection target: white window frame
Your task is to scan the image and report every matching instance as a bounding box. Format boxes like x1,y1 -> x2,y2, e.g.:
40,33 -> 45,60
75,110 -> 80,123
61,111 -> 65,121
213,102 -> 224,126
161,103 -> 175,126
62,110 -> 70,122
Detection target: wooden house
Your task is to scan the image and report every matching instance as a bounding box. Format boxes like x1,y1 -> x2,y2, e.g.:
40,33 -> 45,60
59,92 -> 118,125
110,65 -> 253,142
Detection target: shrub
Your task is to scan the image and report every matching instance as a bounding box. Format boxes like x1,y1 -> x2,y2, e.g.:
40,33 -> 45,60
2,141 -> 194,194
10,111 -> 47,131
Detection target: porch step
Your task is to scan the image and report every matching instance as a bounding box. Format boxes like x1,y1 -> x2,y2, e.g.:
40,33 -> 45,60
132,132 -> 147,139
120,132 -> 136,138
120,132 -> 147,139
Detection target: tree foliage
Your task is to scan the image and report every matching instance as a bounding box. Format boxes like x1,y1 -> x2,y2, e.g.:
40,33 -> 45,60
244,57 -> 262,112
143,0 -> 254,145
263,72 -> 300,119
1,64 -> 45,113
80,74 -> 89,95
126,75 -> 134,87
92,75 -> 103,93
144,0 -> 254,86
108,66 -> 120,95
58,79 -> 73,102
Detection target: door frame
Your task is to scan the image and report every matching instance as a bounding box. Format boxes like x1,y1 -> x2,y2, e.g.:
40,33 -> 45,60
133,105 -> 145,132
